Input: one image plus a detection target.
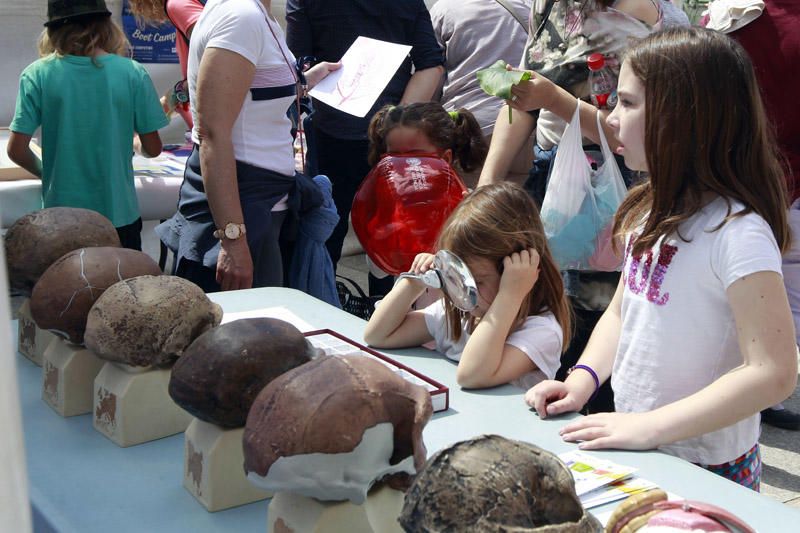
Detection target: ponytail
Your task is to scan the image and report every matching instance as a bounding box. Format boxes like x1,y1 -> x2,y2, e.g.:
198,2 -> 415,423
450,108 -> 488,173
366,105 -> 397,167
366,103 -> 488,173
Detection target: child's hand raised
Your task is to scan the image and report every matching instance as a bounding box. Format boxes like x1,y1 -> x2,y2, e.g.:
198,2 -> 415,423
410,253 -> 436,275
499,248 -> 540,296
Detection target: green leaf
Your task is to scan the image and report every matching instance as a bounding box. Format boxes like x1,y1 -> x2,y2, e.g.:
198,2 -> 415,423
476,60 -> 531,100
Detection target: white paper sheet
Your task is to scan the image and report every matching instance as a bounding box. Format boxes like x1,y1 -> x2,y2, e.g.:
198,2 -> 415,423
221,307 -> 314,332
308,36 -> 412,118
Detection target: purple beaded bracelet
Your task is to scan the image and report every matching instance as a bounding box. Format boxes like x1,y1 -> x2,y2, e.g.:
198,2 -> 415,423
568,364 -> 600,401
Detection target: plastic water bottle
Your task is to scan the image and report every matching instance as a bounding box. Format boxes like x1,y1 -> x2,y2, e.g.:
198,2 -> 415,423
588,53 -> 617,109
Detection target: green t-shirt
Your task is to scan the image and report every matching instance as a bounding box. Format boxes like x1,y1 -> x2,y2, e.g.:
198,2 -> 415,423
10,54 -> 169,227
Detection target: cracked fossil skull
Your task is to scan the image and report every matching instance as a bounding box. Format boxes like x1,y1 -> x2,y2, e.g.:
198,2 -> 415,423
243,354 -> 432,504
84,275 -> 223,367
4,207 -> 120,295
169,318 -> 316,428
399,435 -> 602,532
30,247 -> 162,345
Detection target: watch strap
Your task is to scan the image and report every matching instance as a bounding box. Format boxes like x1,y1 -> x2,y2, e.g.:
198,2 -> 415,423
213,222 -> 246,240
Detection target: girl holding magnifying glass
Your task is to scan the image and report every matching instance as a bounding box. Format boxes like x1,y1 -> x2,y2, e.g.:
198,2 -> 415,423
364,182 -> 572,390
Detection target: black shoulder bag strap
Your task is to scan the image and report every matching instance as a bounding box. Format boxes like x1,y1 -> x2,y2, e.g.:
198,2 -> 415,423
494,0 -> 529,33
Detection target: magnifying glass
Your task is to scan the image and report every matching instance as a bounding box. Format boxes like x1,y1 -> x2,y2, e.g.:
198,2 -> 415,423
397,250 -> 478,312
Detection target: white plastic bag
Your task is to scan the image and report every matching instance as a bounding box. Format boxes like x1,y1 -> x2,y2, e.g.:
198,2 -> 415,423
540,104 -> 627,271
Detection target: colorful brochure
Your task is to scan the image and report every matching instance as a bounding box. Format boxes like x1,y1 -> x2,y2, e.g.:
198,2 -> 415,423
558,450 -> 638,496
580,476 -> 660,509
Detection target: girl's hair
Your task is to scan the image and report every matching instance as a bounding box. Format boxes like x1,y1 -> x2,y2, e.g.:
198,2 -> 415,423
436,183 -> 572,350
613,27 -> 790,256
367,103 -> 489,173
127,0 -> 169,25
38,15 -> 129,59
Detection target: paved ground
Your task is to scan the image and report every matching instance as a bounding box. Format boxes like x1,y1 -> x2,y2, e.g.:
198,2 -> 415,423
761,394 -> 800,506
8,222 -> 800,508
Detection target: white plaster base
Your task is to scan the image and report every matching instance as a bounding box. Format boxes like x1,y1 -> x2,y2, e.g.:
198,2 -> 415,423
363,485 -> 406,533
93,362 -> 192,447
41,338 -> 104,417
267,485 -> 405,533
247,423 -> 414,503
184,418 -> 271,512
17,299 -> 56,366
267,492 -> 372,533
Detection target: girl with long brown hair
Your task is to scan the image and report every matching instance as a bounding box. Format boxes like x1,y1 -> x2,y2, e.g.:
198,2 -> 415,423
484,0 -> 690,414
364,182 -> 572,390
527,27 -> 796,491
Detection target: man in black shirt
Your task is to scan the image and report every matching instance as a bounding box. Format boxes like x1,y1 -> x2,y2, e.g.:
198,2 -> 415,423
287,0 -> 444,296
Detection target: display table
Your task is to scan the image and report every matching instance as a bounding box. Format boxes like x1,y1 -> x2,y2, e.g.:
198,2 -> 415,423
0,153 -> 185,229
16,288 -> 799,532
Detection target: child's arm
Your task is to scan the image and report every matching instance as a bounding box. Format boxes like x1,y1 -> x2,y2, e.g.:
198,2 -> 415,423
363,254 -> 436,349
456,249 -> 540,389
477,106 -> 536,188
134,131 -> 163,158
560,271 -> 797,451
5,131 -> 42,180
526,276 -> 624,416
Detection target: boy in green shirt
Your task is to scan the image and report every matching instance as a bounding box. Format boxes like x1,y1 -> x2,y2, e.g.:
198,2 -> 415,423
8,0 -> 168,249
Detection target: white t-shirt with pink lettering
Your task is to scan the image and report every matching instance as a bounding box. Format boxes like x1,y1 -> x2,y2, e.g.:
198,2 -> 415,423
612,197 -> 782,464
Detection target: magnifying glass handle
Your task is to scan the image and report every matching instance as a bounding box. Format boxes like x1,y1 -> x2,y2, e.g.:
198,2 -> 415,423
420,270 -> 442,289
396,269 -> 442,289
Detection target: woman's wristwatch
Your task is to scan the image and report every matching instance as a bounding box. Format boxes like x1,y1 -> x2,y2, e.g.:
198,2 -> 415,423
213,222 -> 247,241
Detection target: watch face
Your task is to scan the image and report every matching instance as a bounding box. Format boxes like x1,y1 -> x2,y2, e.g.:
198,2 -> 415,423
225,224 -> 240,240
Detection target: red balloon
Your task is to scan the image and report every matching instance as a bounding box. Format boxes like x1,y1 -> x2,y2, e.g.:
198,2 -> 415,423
351,153 -> 468,275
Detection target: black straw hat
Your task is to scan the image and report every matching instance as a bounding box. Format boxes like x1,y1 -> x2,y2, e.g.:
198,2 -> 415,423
45,0 -> 112,27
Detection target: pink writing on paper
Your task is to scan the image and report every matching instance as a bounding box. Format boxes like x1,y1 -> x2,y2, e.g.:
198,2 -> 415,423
335,51 -> 374,106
